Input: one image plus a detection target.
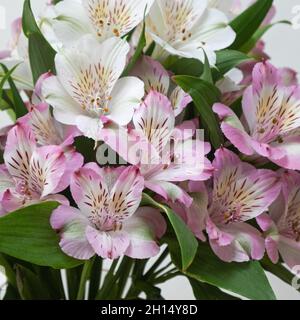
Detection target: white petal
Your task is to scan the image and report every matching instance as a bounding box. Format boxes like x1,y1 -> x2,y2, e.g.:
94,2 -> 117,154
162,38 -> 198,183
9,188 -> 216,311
108,77 -> 144,126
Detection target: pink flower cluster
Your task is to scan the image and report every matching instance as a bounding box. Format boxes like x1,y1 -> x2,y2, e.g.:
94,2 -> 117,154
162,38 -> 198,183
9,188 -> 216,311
0,3 -> 300,271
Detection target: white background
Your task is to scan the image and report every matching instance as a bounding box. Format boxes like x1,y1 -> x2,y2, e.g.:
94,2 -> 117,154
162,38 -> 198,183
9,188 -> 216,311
0,0 -> 300,300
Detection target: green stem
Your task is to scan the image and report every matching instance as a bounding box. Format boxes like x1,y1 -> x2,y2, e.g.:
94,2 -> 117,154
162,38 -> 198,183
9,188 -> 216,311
261,257 -> 300,292
88,257 -> 103,300
153,271 -> 181,285
76,259 -> 94,300
66,265 -> 82,300
144,248 -> 169,279
116,257 -> 134,298
96,259 -> 119,300
148,262 -> 173,281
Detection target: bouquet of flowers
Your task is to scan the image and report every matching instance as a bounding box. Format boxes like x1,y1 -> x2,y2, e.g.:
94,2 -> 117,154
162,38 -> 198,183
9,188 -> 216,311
0,0 -> 299,301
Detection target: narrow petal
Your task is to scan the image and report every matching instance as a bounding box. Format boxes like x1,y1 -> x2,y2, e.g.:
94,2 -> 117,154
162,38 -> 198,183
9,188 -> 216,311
4,124 -> 36,182
145,180 -> 193,207
109,166 -> 144,220
131,56 -> 170,95
133,91 -> 175,154
71,164 -> 109,221
30,146 -> 66,197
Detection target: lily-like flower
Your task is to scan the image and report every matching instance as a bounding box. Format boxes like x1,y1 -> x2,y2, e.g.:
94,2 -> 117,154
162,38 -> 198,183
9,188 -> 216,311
208,0 -> 242,19
214,62 -> 300,170
176,148 -> 280,262
19,103 -> 79,148
51,164 -> 166,260
42,35 -> 144,141
131,56 -> 192,116
0,124 -> 83,214
103,91 -> 213,207
257,171 -> 300,269
0,109 -> 16,149
146,0 -> 236,64
0,18 -> 33,90
43,0 -> 154,46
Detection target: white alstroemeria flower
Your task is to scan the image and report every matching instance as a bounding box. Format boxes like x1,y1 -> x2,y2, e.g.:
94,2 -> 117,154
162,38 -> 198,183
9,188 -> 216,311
147,0 -> 236,64
0,18 -> 33,90
43,0 -> 155,46
42,36 -> 144,141
208,0 -> 242,19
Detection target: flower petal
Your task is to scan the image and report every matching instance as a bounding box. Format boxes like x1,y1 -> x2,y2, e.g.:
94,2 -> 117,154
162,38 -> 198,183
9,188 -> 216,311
133,91 -> 175,154
123,207 -> 166,259
51,205 -> 95,260
109,166 -> 144,220
4,124 -> 36,183
107,77 -> 145,126
86,225 -> 130,259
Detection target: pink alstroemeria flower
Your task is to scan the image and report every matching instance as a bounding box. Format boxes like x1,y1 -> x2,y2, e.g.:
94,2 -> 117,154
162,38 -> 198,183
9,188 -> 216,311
131,56 -> 192,117
103,91 -> 213,207
173,148 -> 280,263
214,62 -> 300,170
19,103 -> 80,148
257,171 -> 300,269
51,164 -> 166,260
0,124 -> 83,214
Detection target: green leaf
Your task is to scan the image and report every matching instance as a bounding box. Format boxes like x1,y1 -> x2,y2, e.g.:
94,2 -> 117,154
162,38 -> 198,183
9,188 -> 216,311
182,242 -> 276,300
122,18 -> 146,76
3,284 -> 20,300
166,57 -> 204,77
22,0 -> 41,36
201,51 -> 213,84
229,0 -> 274,50
240,20 -> 291,54
142,193 -> 198,271
23,0 -> 56,83
0,202 -> 82,269
214,50 -> 252,80
0,254 -> 16,288
0,64 -> 27,118
261,257 -> 300,293
0,64 -> 21,98
189,279 -> 240,300
173,75 -> 223,148
16,264 -> 52,300
28,33 -> 56,84
134,280 -> 164,300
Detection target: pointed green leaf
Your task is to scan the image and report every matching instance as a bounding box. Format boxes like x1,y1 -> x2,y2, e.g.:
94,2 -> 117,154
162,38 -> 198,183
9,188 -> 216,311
173,75 -> 223,148
0,64 -> 27,118
189,279 -> 240,300
0,202 -> 82,269
28,33 -> 56,83
183,242 -> 276,300
214,50 -> 252,80
22,0 -> 41,36
240,20 -> 291,54
142,193 -> 198,271
230,0 -> 274,50
122,17 -> 146,76
23,0 -> 56,83
201,51 -> 213,84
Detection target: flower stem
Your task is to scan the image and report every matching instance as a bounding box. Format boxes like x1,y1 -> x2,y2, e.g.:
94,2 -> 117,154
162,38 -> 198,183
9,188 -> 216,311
76,258 -> 94,300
